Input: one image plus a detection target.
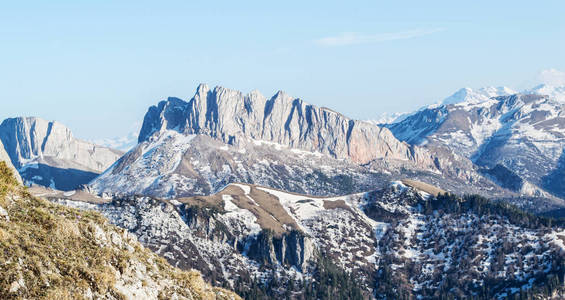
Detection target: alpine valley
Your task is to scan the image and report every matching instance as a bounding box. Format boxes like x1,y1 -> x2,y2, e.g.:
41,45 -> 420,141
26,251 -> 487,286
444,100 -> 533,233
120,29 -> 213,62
2,83 -> 565,299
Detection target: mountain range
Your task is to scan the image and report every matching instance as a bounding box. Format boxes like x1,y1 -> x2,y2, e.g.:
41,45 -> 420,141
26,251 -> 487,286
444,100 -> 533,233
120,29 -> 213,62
384,85 -> 565,204
1,82 -> 565,299
91,84 -> 529,201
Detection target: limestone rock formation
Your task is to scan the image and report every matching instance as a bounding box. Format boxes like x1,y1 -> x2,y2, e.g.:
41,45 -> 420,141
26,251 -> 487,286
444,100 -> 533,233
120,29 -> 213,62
0,117 -> 122,190
138,84 -> 435,166
91,84 -> 519,201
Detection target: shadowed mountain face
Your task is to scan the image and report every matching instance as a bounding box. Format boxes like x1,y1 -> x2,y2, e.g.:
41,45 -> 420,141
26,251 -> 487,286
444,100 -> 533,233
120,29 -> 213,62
0,139 -> 21,184
386,93 -> 565,199
543,149 -> 565,198
18,163 -> 99,191
0,117 -> 122,190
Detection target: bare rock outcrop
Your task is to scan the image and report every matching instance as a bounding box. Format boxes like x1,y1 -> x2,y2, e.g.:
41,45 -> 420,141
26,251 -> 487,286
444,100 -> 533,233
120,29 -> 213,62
0,117 -> 122,190
139,84 -> 436,167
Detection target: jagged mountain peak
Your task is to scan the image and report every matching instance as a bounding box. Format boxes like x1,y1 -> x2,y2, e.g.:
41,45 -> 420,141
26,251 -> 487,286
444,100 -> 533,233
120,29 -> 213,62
136,83 -> 432,166
196,82 -> 210,93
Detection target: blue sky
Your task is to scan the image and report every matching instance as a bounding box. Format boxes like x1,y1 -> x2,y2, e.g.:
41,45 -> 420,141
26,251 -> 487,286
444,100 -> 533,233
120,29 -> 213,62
1,1 -> 564,140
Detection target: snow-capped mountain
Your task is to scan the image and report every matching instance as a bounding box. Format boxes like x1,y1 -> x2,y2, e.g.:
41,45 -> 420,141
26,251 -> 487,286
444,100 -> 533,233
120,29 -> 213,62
367,86 -> 515,126
367,111 -> 412,125
90,130 -> 138,152
440,86 -> 516,106
0,117 -> 123,190
42,180 -> 565,299
90,84 -> 511,200
384,90 -> 565,200
527,84 -> 565,102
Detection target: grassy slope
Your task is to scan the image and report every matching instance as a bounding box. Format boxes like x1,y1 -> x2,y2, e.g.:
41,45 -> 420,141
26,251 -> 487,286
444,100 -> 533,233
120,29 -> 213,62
0,161 -> 241,300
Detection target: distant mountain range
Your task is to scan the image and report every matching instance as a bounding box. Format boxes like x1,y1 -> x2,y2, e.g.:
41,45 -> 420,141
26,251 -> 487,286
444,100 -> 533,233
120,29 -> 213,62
371,83 -> 565,125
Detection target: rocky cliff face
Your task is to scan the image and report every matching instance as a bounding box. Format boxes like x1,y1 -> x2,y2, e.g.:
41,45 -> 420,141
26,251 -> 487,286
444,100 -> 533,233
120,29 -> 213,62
0,140 -> 21,184
138,84 -> 435,166
0,117 -> 122,190
247,229 -> 315,272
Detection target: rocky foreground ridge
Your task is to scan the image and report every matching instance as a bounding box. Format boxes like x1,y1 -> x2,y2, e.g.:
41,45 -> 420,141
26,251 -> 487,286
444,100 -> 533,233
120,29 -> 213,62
0,161 -> 240,300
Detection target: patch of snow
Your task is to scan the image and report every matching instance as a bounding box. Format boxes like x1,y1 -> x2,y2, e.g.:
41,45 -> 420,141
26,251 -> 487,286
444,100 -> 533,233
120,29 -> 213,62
63,190 -> 76,197
231,183 -> 251,195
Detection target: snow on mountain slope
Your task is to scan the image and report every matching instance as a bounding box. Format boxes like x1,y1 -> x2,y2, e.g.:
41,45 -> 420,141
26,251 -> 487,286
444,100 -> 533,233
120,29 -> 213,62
385,93 -> 565,201
90,129 -> 394,198
49,182 -> 382,294
527,84 -> 565,102
367,111 -> 412,125
91,131 -> 197,198
40,181 -> 565,299
371,190 -> 565,299
368,87 -> 515,127
0,117 -> 123,190
441,86 -> 516,106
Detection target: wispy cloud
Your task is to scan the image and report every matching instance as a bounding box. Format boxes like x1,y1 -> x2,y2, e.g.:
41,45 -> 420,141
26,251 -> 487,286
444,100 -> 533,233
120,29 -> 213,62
314,28 -> 445,47
537,69 -> 565,86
